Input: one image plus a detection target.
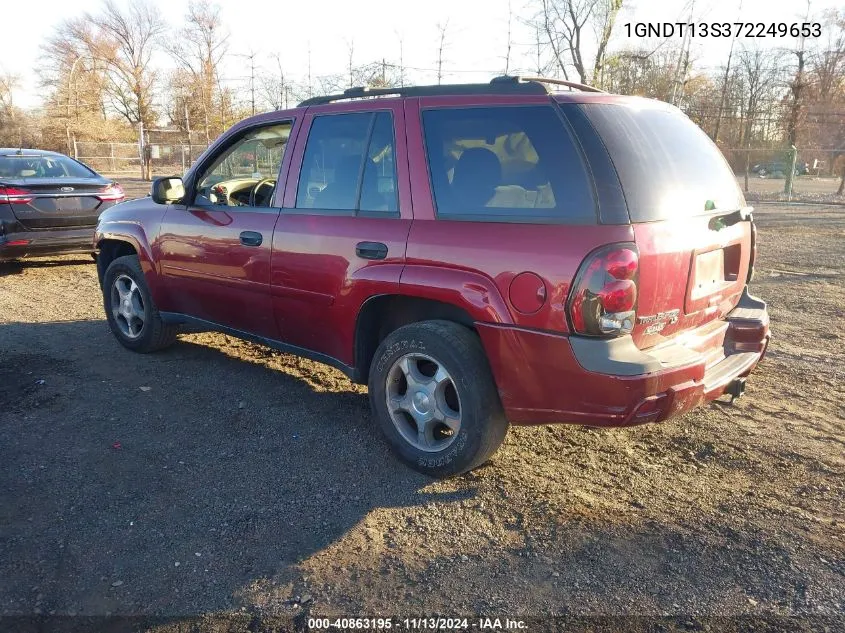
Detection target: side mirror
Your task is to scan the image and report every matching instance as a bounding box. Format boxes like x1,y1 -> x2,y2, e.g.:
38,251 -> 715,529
151,177 -> 185,204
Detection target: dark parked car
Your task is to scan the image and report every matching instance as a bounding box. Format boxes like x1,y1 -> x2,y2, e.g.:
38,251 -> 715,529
0,149 -> 124,261
94,77 -> 770,477
750,161 -> 803,178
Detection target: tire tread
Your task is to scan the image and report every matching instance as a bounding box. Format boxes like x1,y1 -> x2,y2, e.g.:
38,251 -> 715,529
369,319 -> 508,477
104,255 -> 177,353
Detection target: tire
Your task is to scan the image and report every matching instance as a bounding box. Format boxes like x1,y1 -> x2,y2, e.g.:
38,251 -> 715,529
102,254 -> 177,353
368,320 -> 508,477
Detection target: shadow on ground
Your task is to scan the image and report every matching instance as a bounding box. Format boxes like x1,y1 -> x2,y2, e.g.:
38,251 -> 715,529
0,258 -> 95,278
0,320 -> 463,616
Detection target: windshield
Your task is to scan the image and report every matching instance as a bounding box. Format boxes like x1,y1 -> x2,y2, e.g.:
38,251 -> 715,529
579,100 -> 744,222
0,154 -> 98,179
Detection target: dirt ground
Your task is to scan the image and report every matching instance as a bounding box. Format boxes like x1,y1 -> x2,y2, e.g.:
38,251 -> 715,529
0,204 -> 843,630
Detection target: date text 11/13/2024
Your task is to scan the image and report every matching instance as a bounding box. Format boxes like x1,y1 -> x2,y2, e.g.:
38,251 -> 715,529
308,617 -> 528,630
624,22 -> 822,38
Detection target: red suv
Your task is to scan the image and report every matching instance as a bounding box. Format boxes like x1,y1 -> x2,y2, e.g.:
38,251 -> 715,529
94,77 -> 770,477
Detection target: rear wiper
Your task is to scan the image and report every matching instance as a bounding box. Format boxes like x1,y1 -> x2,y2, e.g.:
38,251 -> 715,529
709,207 -> 753,231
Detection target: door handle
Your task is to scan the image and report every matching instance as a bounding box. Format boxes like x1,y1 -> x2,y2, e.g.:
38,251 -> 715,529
355,241 -> 388,260
239,231 -> 263,247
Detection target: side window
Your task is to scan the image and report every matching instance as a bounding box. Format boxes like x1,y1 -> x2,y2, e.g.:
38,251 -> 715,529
421,106 -> 595,223
295,111 -> 398,214
195,122 -> 291,208
360,112 -> 398,214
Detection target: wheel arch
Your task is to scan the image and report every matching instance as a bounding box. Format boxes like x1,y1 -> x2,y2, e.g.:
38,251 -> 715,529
95,226 -> 166,306
95,238 -> 138,284
353,294 -> 479,384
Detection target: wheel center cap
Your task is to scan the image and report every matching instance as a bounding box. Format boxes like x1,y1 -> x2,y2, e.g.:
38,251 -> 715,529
412,391 -> 431,415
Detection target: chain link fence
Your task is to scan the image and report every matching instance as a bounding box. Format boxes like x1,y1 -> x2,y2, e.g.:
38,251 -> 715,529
76,133 -> 845,204
73,141 -> 141,177
75,132 -> 211,180
723,148 -> 845,201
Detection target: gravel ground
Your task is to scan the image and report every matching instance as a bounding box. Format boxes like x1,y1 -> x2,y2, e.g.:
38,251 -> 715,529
0,204 -> 843,630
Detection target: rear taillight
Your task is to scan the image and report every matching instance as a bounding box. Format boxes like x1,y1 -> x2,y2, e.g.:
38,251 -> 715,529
97,183 -> 125,202
567,243 -> 639,337
0,186 -> 34,204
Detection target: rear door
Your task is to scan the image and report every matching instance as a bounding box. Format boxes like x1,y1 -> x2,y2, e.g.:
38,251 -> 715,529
575,99 -> 752,351
0,154 -> 119,229
271,101 -> 412,365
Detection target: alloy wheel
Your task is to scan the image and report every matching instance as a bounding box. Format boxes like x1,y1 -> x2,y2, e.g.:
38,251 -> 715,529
385,353 -> 462,452
111,274 -> 145,339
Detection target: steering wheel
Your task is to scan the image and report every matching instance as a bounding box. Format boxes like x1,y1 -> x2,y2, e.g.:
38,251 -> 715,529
249,178 -> 276,207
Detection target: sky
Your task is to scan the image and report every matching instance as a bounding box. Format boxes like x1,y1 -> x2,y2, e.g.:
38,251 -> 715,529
1,0 -> 842,110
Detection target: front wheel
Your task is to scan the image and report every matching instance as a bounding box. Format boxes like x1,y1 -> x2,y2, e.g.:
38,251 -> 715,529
368,320 -> 508,477
102,254 -> 177,353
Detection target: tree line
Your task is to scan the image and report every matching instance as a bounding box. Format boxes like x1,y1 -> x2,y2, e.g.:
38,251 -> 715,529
0,0 -> 843,188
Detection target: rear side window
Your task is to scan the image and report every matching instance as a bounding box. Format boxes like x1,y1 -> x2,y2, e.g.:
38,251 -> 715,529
296,111 -> 398,214
421,105 -> 594,223
580,101 -> 744,222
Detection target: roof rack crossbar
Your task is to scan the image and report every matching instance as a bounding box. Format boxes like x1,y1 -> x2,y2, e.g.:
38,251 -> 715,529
296,75 -> 605,107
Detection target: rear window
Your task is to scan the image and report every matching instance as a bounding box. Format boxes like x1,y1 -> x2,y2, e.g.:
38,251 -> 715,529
580,101 -> 744,222
421,106 -> 595,223
0,155 -> 96,179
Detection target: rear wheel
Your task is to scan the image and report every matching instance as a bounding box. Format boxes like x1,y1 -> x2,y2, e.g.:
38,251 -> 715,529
103,254 -> 177,353
368,320 -> 508,477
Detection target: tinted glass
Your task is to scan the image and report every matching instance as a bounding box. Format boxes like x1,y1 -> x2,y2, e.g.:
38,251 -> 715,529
421,106 -> 594,223
359,112 -> 398,213
580,101 -> 744,222
196,122 -> 290,207
0,155 -> 96,179
296,113 -> 371,210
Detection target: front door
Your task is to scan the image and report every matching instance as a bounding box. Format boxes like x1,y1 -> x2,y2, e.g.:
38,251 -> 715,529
271,103 -> 412,366
157,120 -> 294,339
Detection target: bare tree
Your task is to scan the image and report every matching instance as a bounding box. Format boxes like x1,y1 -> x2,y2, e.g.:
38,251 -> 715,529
785,0 -> 813,147
40,16 -> 116,152
539,0 -> 623,85
602,43 -> 685,100
307,45 -> 313,98
804,9 -> 845,192
504,1 -> 513,75
165,0 -> 229,143
91,0 -> 165,130
235,49 -> 259,117
0,73 -> 21,146
810,9 -> 845,99
521,19 -> 556,76
592,0 -> 623,87
737,46 -> 784,190
259,52 -> 288,110
396,32 -> 406,87
436,21 -> 449,84
346,40 -> 355,88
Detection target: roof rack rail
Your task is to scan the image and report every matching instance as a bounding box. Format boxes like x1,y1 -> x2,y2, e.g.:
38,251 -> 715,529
296,75 -> 604,107
296,79 -> 547,107
490,75 -> 606,94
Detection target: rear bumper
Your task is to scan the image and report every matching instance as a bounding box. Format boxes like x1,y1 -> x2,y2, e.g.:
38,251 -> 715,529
478,287 -> 770,427
0,227 -> 96,260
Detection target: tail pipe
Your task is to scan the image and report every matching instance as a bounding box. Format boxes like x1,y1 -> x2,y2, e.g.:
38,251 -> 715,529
726,377 -> 747,403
